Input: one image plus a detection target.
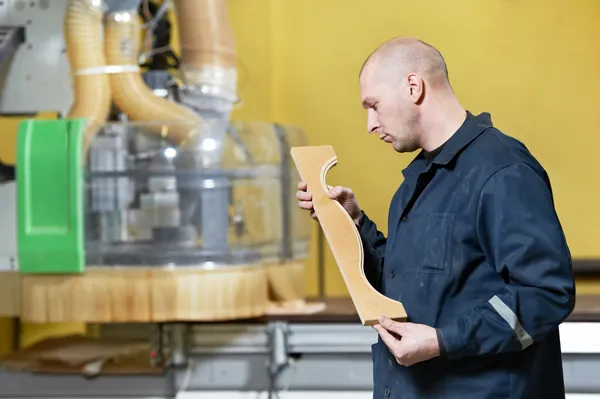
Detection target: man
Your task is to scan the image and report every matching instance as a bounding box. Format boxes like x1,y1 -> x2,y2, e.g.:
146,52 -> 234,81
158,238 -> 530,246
296,37 -> 575,398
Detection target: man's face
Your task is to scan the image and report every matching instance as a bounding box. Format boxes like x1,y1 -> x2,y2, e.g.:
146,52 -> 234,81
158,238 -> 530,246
359,62 -> 421,153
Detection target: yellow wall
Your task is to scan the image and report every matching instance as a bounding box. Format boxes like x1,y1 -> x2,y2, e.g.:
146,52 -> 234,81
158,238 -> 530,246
267,0 -> 600,295
1,0 -> 599,348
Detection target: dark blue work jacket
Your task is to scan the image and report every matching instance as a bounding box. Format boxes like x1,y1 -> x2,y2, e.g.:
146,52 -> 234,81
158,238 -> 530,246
359,111 -> 575,399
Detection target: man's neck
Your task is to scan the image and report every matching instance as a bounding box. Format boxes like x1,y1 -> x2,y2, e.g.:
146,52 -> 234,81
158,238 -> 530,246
418,96 -> 467,152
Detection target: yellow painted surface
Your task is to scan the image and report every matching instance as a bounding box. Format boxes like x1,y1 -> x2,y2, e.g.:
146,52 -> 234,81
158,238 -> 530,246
573,278 -> 600,295
0,0 -> 598,349
19,322 -> 87,349
0,318 -> 13,355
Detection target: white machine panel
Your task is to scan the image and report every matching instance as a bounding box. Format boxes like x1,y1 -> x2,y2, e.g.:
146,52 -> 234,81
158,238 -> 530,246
0,0 -> 73,116
0,181 -> 16,270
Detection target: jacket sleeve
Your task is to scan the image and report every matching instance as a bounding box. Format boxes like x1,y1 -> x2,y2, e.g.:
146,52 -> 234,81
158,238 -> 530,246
437,162 -> 576,359
357,211 -> 387,292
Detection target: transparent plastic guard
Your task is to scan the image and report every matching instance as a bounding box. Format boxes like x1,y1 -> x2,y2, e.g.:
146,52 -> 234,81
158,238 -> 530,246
84,119 -> 310,268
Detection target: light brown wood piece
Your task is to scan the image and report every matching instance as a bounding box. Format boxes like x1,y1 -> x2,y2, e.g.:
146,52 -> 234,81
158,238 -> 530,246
20,266 -> 268,323
290,145 -> 407,326
150,266 -> 268,322
21,269 -> 153,323
0,271 -> 20,317
266,260 -> 306,303
0,335 -> 161,376
267,300 -> 326,316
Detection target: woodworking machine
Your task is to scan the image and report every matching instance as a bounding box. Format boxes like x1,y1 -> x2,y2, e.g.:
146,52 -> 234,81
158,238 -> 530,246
0,0 -> 312,322
0,0 -> 314,372
0,1 -> 599,398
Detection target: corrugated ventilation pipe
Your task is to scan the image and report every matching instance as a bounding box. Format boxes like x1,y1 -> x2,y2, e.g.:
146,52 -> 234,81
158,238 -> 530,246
64,0 -> 111,155
104,8 -> 203,144
174,0 -> 237,104
64,0 -> 204,153
173,0 -> 238,167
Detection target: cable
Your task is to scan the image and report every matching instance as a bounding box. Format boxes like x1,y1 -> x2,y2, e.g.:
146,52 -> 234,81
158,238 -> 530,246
0,159 -> 15,182
280,357 -> 298,393
142,0 -> 171,29
267,363 -> 286,399
138,0 -> 179,70
175,358 -> 195,396
139,45 -> 173,64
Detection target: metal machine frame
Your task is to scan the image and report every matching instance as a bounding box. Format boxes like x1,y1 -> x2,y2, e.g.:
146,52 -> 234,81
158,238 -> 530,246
0,319 -> 599,398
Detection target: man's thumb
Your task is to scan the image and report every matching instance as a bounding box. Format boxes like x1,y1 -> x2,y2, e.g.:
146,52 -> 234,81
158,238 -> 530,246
327,186 -> 340,199
379,316 -> 406,335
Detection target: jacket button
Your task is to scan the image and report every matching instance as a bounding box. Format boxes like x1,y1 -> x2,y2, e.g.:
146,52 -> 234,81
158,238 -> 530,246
385,389 -> 391,397
401,216 -> 408,222
391,271 -> 396,279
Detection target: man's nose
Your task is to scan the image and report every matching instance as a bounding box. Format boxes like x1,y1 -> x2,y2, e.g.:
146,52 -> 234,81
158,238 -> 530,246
367,112 -> 380,133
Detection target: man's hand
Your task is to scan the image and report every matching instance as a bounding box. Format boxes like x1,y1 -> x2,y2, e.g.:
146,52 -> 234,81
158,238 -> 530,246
296,181 -> 363,224
373,316 -> 441,367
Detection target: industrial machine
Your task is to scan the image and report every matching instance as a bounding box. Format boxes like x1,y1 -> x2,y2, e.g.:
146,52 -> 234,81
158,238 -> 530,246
0,0 -> 312,324
0,1 -> 599,398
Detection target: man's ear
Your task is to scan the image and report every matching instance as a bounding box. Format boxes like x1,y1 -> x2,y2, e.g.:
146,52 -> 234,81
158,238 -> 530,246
407,73 -> 424,104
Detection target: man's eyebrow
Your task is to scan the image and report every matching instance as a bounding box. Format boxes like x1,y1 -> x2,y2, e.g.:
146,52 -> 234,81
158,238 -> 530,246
362,97 -> 375,108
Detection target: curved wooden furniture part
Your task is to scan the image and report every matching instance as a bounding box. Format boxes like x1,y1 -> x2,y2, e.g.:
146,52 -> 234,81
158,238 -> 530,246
290,145 -> 407,326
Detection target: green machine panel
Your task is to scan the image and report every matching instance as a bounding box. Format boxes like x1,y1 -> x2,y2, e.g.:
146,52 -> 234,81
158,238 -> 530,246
16,119 -> 86,274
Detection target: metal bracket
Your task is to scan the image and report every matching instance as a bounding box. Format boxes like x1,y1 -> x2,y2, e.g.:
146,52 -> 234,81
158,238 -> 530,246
266,321 -> 291,397
0,26 -> 24,68
273,124 -> 293,261
169,323 -> 189,367
267,321 -> 290,373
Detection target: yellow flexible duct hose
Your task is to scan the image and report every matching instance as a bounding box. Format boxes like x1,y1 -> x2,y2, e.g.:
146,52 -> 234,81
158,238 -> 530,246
173,0 -> 237,95
104,10 -> 203,145
64,0 -> 111,155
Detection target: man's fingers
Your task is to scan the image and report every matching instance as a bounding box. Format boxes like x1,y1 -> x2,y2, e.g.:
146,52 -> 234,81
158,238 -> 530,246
296,190 -> 312,201
373,324 -> 400,348
378,316 -> 408,335
295,182 -> 317,219
327,185 -> 345,199
298,201 -> 313,210
327,186 -> 338,199
374,325 -> 410,366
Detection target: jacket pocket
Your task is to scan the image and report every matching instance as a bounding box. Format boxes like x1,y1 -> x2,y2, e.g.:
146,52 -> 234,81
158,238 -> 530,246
404,212 -> 455,275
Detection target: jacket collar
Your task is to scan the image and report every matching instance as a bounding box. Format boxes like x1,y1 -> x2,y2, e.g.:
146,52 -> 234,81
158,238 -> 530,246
402,111 -> 493,178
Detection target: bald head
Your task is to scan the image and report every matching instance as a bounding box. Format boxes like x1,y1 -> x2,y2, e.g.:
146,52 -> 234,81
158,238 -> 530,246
360,37 -> 450,88
359,37 -> 465,154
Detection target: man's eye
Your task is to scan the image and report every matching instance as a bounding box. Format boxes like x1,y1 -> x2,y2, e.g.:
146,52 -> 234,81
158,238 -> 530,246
371,104 -> 378,111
